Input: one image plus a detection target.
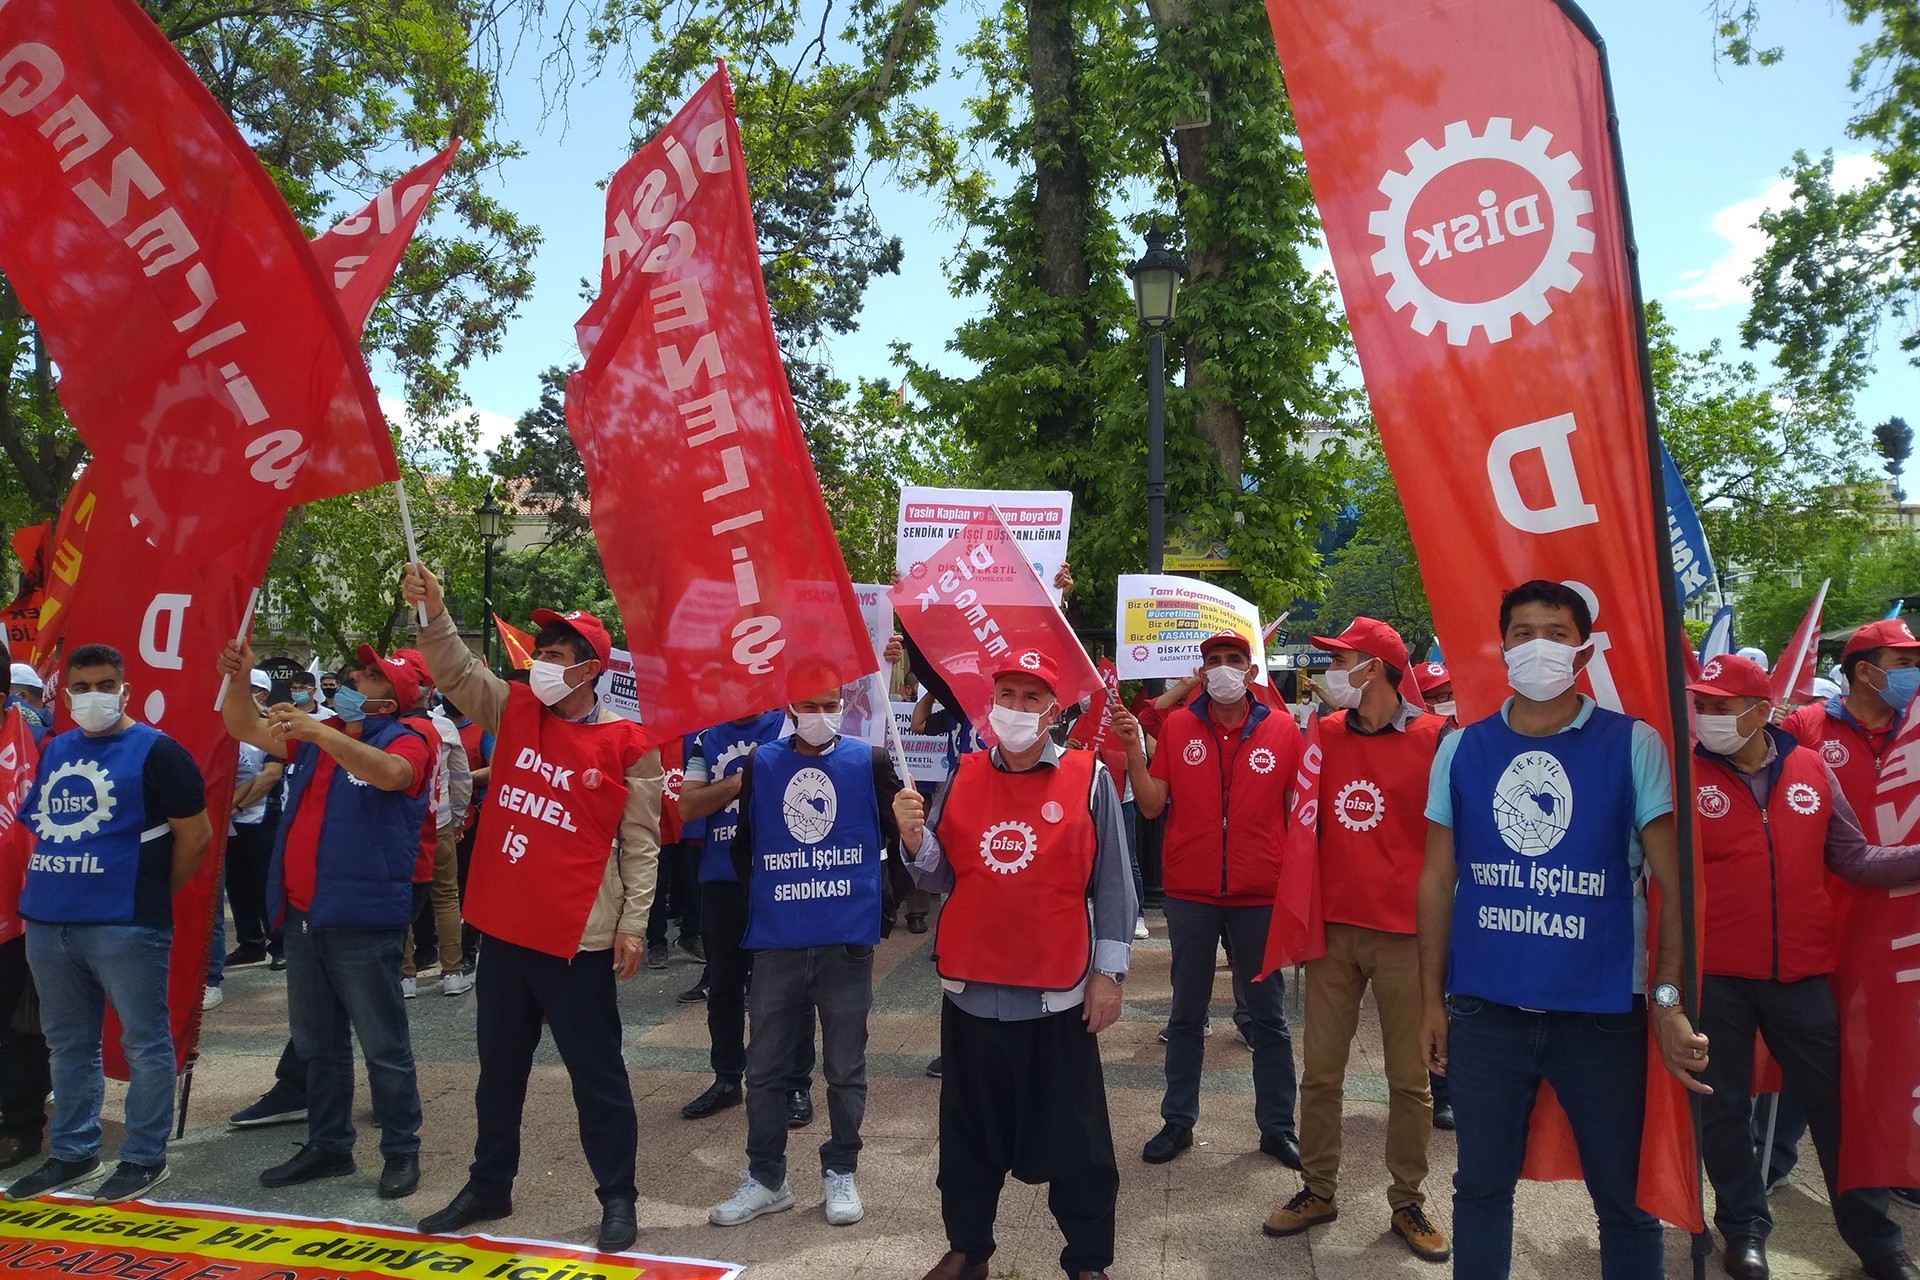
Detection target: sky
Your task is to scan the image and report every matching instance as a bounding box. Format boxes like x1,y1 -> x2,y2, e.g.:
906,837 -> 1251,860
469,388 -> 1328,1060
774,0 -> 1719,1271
415,0 -> 1916,461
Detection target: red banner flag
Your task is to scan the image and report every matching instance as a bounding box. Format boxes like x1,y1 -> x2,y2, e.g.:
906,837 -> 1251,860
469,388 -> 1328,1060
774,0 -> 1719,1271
1771,579 -> 1829,706
1261,712 -> 1327,972
565,65 -> 872,737
2,521 -> 49,654
0,706 -> 43,948
311,140 -> 462,335
495,613 -> 537,670
889,510 -> 1100,737
1266,0 -> 1699,1229
1073,656 -> 1128,799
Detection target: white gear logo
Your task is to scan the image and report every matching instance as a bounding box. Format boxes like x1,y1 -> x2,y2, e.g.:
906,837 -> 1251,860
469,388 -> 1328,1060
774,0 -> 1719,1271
1697,785 -> 1731,820
1702,658 -> 1724,681
1248,747 -> 1278,775
1785,782 -> 1821,816
1369,118 -> 1595,345
1821,740 -> 1850,767
1333,779 -> 1386,832
663,766 -> 685,802
1018,651 -> 1042,671
712,740 -> 756,815
32,759 -> 116,843
979,820 -> 1037,874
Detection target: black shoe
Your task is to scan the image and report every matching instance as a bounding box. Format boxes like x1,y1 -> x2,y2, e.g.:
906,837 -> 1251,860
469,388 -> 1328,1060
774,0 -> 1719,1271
676,981 -> 709,1004
1721,1236 -> 1767,1280
268,953 -> 288,971
4,1155 -> 100,1200
1865,1251 -> 1920,1280
94,1161 -> 169,1204
645,943 -> 669,970
1260,1131 -> 1304,1170
0,1136 -> 41,1172
230,1087 -> 308,1128
260,1143 -> 356,1188
787,1090 -> 814,1128
681,1080 -> 742,1119
907,913 -> 928,934
597,1197 -> 638,1252
419,1187 -> 513,1236
677,935 -> 706,963
925,1056 -> 943,1079
1142,1122 -> 1193,1164
379,1153 -> 420,1199
1893,1189 -> 1920,1210
1432,1100 -> 1455,1131
225,945 -> 268,967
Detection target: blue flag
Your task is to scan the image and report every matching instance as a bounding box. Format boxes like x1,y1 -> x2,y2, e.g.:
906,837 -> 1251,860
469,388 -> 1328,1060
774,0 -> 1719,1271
1662,443 -> 1714,604
1699,605 -> 1733,666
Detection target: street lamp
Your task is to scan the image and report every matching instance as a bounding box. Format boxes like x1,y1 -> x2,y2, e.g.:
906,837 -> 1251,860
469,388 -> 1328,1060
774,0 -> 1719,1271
1128,226 -> 1187,575
476,489 -> 506,669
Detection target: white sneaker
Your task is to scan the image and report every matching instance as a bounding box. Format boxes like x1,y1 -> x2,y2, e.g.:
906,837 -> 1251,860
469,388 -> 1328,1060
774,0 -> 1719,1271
823,1171 -> 863,1225
1134,917 -> 1150,940
201,985 -> 223,1011
443,971 -> 474,996
709,1173 -> 793,1226
401,977 -> 417,1000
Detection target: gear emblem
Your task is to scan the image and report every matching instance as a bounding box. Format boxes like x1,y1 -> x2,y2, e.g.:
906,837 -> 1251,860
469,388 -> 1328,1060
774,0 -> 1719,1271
663,766 -> 685,802
1018,651 -> 1042,671
1368,118 -> 1595,345
32,759 -> 116,843
1785,782 -> 1821,816
979,820 -> 1037,874
1702,658 -> 1724,681
1247,747 -> 1278,775
1697,785 -> 1731,820
1333,778 -> 1386,832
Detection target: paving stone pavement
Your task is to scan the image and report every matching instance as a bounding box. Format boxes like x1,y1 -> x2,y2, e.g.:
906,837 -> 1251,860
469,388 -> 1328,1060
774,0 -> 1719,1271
48,912 -> 1886,1278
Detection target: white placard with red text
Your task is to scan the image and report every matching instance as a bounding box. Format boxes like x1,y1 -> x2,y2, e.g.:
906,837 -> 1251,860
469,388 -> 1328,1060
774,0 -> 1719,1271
896,486 -> 1073,605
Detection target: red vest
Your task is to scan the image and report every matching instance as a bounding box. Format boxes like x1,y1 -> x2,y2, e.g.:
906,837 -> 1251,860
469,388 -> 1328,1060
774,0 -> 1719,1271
1316,711 -> 1445,935
466,686 -> 653,957
1155,701 -> 1300,904
1784,702 -> 1888,838
1695,745 -> 1836,981
934,749 -> 1098,990
657,736 -> 685,848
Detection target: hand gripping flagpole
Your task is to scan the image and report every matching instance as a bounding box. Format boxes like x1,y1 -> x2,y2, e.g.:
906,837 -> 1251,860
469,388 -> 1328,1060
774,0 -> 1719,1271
881,688 -> 916,792
394,480 -> 430,628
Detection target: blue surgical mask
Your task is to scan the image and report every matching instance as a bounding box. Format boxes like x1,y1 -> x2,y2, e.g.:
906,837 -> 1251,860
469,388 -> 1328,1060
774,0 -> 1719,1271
1876,666 -> 1920,715
292,691 -> 313,707
330,686 -> 368,723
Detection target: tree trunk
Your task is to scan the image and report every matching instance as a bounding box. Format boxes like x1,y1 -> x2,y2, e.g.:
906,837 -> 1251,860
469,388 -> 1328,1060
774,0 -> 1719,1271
1025,0 -> 1096,449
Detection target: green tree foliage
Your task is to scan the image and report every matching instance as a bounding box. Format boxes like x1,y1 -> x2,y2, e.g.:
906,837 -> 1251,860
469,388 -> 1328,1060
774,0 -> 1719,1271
1316,440 -> 1433,652
1731,534 -> 1920,659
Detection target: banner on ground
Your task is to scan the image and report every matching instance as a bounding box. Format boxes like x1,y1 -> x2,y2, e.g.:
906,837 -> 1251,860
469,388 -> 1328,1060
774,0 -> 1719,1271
0,1199 -> 741,1280
1661,442 -> 1713,604
896,486 -> 1073,606
1266,0 -> 1699,1229
566,65 -> 872,739
891,701 -> 952,784
1113,574 -> 1266,681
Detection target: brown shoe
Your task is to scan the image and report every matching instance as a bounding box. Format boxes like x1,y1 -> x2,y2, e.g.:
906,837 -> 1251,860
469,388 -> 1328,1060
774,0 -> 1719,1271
1391,1204 -> 1451,1263
0,1135 -> 40,1172
1263,1187 -> 1337,1237
920,1251 -> 988,1280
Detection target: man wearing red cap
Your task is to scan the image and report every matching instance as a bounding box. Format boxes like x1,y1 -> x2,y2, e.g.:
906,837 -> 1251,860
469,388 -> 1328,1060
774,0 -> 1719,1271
1414,661 -> 1455,726
402,565 -> 663,1253
893,648 -> 1136,1280
1784,618 -> 1920,817
1690,653 -> 1920,1280
1111,630 -> 1302,1169
215,638 -> 434,1201
1262,618 -> 1449,1261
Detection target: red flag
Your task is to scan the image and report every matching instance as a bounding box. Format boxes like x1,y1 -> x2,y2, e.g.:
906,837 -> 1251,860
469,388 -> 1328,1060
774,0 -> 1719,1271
1261,712 -> 1327,973
1075,657 -> 1128,799
0,707 -> 43,948
565,66 -> 871,738
1266,0 -> 1699,1229
311,140 -> 463,335
1771,580 -> 1829,706
495,614 -> 537,670
889,510 -> 1100,736
2,522 -> 49,654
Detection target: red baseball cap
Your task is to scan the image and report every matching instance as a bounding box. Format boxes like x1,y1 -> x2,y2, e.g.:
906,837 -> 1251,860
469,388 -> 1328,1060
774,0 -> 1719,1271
991,648 -> 1060,698
1687,654 -> 1772,701
355,644 -> 424,710
1843,617 -> 1920,660
1199,631 -> 1253,660
1310,617 -> 1410,674
392,648 -> 432,690
531,608 -> 613,666
1413,660 -> 1451,695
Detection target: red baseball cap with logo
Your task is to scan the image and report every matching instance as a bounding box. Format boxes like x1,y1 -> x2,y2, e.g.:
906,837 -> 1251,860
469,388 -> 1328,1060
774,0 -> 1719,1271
991,648 -> 1060,698
1199,631 -> 1253,660
531,608 -> 613,666
1843,617 -> 1920,660
1413,660 -> 1451,695
1687,653 -> 1772,701
1310,617 -> 1411,674
355,644 -> 424,710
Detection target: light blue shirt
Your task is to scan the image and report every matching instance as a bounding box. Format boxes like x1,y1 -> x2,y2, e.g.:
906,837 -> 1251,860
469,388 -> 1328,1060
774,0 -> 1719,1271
229,742 -> 272,831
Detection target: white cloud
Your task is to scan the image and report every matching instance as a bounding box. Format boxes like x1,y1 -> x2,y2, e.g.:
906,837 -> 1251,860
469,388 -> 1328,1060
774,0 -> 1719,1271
378,396 -> 518,457
1672,153 -> 1882,310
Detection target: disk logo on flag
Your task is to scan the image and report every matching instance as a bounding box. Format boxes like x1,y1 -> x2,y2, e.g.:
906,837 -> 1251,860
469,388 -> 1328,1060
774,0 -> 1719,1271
781,769 -> 837,845
1371,120 -> 1596,345
979,821 -> 1036,874
1697,785 -> 1731,820
31,760 -> 115,843
1493,752 -> 1573,856
1334,778 -> 1386,832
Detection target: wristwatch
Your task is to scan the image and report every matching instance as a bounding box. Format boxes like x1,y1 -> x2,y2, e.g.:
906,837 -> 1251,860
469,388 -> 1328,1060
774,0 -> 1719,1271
1095,969 -> 1126,985
1650,983 -> 1682,1010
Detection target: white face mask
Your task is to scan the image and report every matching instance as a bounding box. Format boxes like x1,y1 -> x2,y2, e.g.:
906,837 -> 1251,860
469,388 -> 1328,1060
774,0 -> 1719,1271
989,703 -> 1050,753
1696,709 -> 1761,756
70,689 -> 125,734
1503,638 -> 1589,702
1321,659 -> 1374,711
794,710 -> 843,747
529,659 -> 588,707
1205,664 -> 1249,704
1432,700 -> 1458,721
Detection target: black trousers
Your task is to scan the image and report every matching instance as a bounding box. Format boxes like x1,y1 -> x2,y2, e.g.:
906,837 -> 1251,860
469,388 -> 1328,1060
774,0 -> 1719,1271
455,821 -> 480,966
702,879 -> 814,1089
225,821 -> 275,951
0,936 -> 48,1143
1698,973 -> 1901,1262
938,1000 -> 1118,1275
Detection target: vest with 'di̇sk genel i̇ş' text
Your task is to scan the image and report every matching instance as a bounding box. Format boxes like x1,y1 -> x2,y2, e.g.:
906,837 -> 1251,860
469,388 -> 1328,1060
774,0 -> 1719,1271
1316,710 -> 1446,935
466,684 -> 651,958
1695,743 -> 1836,981
1156,701 -> 1299,903
1447,707 -> 1639,1013
698,710 -> 788,883
18,722 -> 160,925
742,736 -> 883,949
934,748 -> 1098,990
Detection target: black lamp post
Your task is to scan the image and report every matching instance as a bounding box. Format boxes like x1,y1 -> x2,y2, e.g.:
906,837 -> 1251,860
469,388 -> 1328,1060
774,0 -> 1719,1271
1127,226 -> 1187,575
476,489 -> 506,669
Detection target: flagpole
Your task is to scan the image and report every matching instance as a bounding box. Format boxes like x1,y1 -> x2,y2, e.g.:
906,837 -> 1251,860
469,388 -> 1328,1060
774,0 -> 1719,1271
881,698 -> 916,793
394,480 -> 429,628
211,588 -> 261,712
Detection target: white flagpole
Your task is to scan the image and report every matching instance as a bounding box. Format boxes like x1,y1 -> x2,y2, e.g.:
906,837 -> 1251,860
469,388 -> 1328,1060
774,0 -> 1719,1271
211,588 -> 261,712
882,694 -> 916,791
394,480 -> 429,628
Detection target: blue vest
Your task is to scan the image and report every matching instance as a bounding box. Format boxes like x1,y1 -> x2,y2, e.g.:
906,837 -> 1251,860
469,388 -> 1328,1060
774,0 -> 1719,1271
741,737 -> 884,949
698,711 -> 787,883
19,723 -> 162,925
1448,706 -> 1640,1013
266,716 -> 430,929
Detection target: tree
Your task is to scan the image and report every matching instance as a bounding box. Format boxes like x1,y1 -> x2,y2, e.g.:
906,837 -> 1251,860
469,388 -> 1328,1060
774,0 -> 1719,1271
1315,440 -> 1432,652
1730,532 -> 1920,660
1877,415 -> 1913,501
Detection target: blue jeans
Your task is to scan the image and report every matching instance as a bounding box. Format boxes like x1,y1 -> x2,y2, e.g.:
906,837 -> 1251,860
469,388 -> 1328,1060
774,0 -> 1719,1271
746,944 -> 872,1190
1160,898 -> 1296,1137
1448,995 -> 1663,1279
26,922 -> 175,1166
284,910 -> 421,1158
